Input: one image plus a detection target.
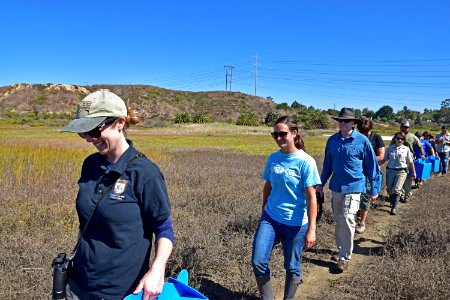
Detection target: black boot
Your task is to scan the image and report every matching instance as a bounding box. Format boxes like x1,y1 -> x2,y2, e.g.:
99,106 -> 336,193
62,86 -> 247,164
255,275 -> 274,300
283,275 -> 302,300
390,194 -> 400,215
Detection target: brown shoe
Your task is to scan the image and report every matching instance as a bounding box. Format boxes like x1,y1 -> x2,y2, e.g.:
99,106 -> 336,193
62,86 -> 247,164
337,259 -> 349,272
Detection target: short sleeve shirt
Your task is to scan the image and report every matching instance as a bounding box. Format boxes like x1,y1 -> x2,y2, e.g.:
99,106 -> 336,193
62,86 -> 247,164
368,131 -> 385,152
262,149 -> 321,226
385,144 -> 413,169
72,141 -> 171,299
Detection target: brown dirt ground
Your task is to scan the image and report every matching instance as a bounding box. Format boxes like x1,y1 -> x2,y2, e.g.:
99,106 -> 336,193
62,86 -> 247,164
271,172 -> 449,300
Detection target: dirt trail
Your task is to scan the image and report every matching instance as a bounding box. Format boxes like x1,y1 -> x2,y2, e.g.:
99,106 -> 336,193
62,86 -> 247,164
274,173 -> 447,300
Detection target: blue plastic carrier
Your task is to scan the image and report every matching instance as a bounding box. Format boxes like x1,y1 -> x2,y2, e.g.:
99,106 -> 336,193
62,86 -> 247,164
414,158 -> 432,180
124,269 -> 208,300
426,156 -> 440,173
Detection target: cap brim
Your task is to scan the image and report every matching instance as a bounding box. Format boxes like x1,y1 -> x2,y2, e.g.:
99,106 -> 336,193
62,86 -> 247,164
61,116 -> 107,133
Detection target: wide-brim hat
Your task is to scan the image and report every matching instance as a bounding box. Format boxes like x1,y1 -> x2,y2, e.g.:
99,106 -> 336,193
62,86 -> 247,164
331,107 -> 360,122
62,90 -> 127,133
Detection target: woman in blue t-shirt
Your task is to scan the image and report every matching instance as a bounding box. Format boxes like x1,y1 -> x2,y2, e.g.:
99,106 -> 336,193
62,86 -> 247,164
251,116 -> 321,300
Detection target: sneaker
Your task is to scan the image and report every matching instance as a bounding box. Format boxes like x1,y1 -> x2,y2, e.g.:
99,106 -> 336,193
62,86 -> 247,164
337,259 -> 349,272
390,208 -> 397,215
331,253 -> 340,262
356,223 -> 366,234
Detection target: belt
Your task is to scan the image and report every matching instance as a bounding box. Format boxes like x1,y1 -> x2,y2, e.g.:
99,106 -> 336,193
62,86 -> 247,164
387,167 -> 407,171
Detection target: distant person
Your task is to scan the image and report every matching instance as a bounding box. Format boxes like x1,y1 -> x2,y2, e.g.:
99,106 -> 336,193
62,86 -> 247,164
414,131 -> 435,158
316,108 -> 379,272
252,116 -> 320,300
423,131 -> 437,154
389,121 -> 425,203
435,125 -> 450,176
62,90 -> 174,299
380,132 -> 416,215
355,116 -> 385,234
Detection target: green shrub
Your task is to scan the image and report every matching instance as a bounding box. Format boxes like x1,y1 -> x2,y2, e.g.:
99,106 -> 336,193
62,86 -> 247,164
174,112 -> 192,123
236,112 -> 260,126
192,113 -> 209,123
303,112 -> 330,129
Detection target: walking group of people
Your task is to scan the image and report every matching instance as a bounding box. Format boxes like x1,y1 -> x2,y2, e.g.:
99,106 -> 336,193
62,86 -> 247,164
60,90 -> 448,300
252,107 -> 449,300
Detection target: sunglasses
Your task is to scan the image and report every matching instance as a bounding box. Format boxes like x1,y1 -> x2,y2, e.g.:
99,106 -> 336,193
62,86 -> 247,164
271,131 -> 289,139
78,118 -> 117,139
396,137 -> 404,141
338,119 -> 353,124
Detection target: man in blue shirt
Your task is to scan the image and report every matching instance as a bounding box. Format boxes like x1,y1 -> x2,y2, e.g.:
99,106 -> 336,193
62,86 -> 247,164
316,108 -> 379,272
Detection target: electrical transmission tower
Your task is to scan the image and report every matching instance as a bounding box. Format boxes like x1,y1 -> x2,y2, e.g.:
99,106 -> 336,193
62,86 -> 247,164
224,64 -> 234,91
253,53 -> 258,96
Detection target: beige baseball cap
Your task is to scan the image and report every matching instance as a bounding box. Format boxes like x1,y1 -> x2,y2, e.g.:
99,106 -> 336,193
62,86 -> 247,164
62,90 -> 127,133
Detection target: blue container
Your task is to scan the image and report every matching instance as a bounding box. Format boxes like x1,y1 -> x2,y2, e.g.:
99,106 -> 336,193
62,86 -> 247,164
427,156 -> 440,173
414,158 -> 432,180
124,269 -> 208,300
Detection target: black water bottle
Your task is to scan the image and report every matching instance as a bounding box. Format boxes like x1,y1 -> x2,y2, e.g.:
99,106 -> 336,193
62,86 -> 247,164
52,253 -> 69,299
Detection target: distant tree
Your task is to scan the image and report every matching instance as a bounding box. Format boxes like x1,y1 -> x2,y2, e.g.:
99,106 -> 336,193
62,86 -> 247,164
415,115 -> 422,126
266,96 -> 273,101
355,109 -> 361,118
375,105 -> 394,120
441,99 -> 450,108
291,101 -> 303,109
276,102 -> 290,110
325,108 -> 339,116
362,107 -> 375,119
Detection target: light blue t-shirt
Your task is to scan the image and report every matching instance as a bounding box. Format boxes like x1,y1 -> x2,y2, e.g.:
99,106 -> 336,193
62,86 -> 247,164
262,149 -> 321,226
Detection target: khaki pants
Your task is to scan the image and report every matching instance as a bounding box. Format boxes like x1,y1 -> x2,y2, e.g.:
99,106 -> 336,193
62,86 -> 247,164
385,168 -> 407,195
331,192 -> 360,260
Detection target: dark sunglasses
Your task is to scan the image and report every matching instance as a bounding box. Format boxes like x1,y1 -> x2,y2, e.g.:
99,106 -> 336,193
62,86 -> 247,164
396,137 -> 404,141
78,118 -> 117,139
271,131 -> 289,139
338,119 -> 353,124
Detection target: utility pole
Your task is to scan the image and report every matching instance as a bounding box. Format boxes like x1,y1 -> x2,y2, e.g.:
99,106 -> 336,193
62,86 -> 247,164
253,53 -> 258,96
224,65 -> 234,91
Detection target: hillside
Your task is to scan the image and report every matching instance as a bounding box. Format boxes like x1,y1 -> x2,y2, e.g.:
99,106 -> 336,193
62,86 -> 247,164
0,84 -> 277,123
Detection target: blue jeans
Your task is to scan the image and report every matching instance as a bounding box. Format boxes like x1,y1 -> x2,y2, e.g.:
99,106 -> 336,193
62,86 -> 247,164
439,151 -> 449,175
251,211 -> 308,278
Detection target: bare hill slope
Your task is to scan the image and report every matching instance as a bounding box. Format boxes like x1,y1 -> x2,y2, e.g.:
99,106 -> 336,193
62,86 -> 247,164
0,84 -> 276,123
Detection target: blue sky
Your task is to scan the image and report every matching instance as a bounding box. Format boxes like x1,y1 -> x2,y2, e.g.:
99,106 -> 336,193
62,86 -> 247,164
1,0 -> 449,112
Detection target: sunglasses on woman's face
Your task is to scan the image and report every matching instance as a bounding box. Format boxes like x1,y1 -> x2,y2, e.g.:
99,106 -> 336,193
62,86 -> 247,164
78,118 -> 117,139
396,137 -> 404,141
271,131 -> 289,139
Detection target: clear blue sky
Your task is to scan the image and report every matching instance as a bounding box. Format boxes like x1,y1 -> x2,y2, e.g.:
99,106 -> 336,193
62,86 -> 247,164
1,0 -> 449,112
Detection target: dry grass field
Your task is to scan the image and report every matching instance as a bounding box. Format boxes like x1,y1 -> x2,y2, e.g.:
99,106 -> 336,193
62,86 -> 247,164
0,123 -> 448,299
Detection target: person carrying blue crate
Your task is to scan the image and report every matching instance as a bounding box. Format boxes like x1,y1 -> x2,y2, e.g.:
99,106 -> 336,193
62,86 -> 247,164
414,131 -> 436,187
